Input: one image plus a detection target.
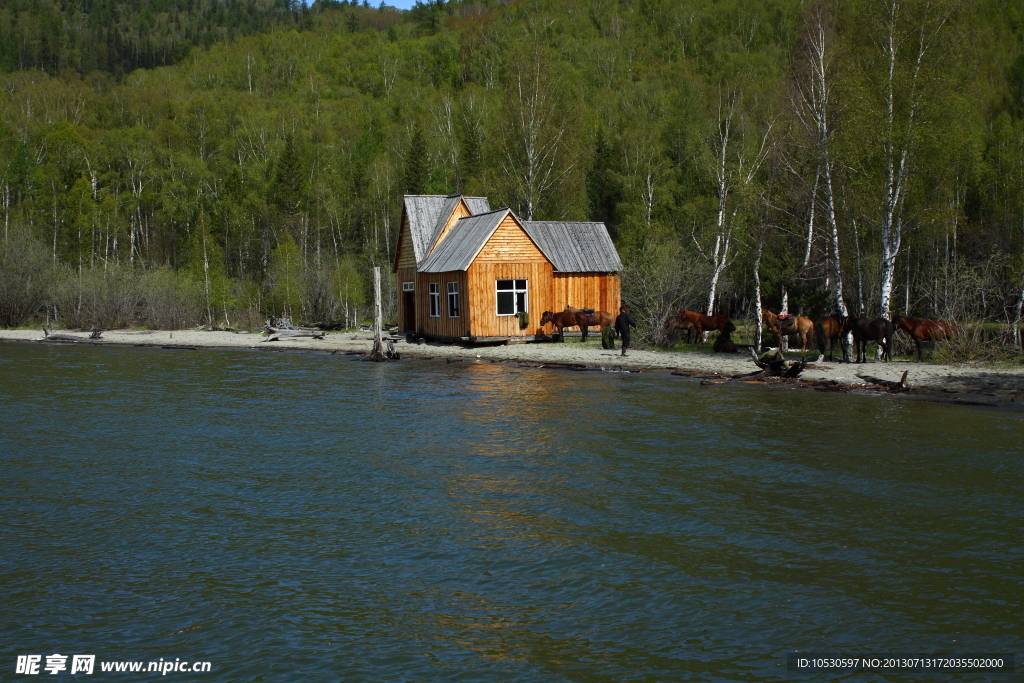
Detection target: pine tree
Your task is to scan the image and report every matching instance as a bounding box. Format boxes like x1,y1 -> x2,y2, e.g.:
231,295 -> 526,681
586,127 -> 622,240
403,125 -> 428,195
272,134 -> 305,215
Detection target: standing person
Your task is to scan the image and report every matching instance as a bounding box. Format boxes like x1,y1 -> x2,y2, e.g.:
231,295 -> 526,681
614,305 -> 635,357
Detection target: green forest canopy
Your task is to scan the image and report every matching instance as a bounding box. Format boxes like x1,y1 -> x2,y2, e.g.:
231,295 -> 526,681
2,0 -> 1024,338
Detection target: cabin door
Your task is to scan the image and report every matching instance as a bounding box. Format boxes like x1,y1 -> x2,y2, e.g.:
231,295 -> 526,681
403,291 -> 416,331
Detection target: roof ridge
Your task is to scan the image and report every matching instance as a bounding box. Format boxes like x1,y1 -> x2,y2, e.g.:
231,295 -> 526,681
457,207 -> 508,217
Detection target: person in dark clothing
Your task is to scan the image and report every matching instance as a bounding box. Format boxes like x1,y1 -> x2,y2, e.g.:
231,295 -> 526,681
614,305 -> 635,356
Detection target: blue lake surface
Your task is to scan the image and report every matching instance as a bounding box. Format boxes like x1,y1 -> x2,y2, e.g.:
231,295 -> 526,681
1,342 -> 1021,681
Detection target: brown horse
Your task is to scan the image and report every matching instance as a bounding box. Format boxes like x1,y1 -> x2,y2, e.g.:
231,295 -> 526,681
540,310 -> 590,342
668,315 -> 697,343
673,310 -> 735,343
842,316 -> 894,363
892,316 -> 956,361
762,310 -> 814,351
814,315 -> 844,361
564,306 -> 613,333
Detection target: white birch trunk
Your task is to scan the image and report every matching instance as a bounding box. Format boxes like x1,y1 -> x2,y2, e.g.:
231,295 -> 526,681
1014,218 -> 1024,347
753,241 -> 764,352
702,107 -> 733,342
803,166 -> 820,269
202,229 -> 212,328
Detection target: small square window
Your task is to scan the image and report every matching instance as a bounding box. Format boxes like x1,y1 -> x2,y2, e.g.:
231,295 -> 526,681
495,279 -> 527,316
402,282 -> 414,291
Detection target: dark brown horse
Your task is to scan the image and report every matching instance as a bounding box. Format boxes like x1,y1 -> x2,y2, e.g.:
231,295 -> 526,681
540,310 -> 590,342
892,316 -> 957,361
565,306 -> 613,334
842,316 -> 894,363
673,310 -> 735,343
713,331 -> 739,353
815,315 -> 844,361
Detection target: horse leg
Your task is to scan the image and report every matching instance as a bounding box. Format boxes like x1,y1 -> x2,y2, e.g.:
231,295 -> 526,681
915,337 -> 922,362
580,323 -> 588,343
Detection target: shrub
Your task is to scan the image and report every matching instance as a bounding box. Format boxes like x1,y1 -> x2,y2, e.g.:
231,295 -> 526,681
0,225 -> 52,327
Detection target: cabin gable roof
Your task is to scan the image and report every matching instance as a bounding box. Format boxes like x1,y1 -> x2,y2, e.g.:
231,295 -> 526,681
402,194 -> 491,267
419,209 -> 511,273
521,221 -> 622,273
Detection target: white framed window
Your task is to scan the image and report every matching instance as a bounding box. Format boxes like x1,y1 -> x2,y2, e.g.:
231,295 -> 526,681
496,279 -> 528,316
447,282 -> 460,317
428,283 -> 440,317
402,282 -> 414,291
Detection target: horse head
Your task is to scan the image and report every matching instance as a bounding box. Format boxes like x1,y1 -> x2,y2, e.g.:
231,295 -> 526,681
540,311 -> 554,326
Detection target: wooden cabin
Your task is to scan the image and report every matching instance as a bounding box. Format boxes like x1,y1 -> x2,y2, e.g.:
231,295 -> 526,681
392,194 -> 622,342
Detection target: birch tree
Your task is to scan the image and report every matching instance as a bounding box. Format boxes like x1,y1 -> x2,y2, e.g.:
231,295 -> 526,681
498,50 -> 577,220
693,90 -> 773,331
793,3 -> 848,320
857,0 -> 955,321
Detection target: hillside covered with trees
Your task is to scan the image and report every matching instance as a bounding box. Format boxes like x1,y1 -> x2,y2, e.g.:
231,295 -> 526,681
2,0 -> 1024,351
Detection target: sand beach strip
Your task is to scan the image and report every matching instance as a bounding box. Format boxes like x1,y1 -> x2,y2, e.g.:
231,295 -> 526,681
3,328 -> 1023,403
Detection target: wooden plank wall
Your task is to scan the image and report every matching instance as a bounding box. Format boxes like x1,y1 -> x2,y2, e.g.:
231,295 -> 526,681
475,214 -> 549,263
552,273 -> 621,316
467,262 -> 554,338
395,215 -> 416,269
415,271 -> 470,339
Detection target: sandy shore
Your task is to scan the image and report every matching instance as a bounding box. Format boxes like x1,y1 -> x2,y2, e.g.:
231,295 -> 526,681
3,328 -> 1023,401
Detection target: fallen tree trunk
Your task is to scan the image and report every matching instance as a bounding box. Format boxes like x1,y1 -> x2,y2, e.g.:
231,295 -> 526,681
750,347 -> 807,377
263,329 -> 325,342
41,328 -> 103,342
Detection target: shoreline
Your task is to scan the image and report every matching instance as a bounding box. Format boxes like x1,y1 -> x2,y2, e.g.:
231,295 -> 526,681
2,328 -> 1022,403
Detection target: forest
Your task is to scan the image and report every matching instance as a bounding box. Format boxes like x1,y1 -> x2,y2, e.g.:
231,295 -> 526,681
1,0 -> 1024,356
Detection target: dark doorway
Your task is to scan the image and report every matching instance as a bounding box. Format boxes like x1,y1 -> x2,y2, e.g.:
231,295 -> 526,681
403,291 -> 416,332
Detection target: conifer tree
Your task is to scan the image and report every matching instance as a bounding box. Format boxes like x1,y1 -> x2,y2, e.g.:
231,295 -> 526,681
273,134 -> 305,215
586,127 -> 623,240
403,125 -> 428,195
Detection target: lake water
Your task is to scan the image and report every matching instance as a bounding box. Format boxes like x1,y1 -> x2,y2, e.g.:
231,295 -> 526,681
1,343 -> 1021,681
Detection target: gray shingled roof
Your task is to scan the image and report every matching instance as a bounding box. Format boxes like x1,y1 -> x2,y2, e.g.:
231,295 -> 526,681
419,209 -> 509,273
464,197 -> 491,215
403,194 -> 491,264
522,221 -> 622,273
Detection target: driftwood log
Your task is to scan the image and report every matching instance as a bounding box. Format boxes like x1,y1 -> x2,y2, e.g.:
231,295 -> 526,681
42,328 -> 103,342
262,329 -> 325,341
750,347 -> 807,378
